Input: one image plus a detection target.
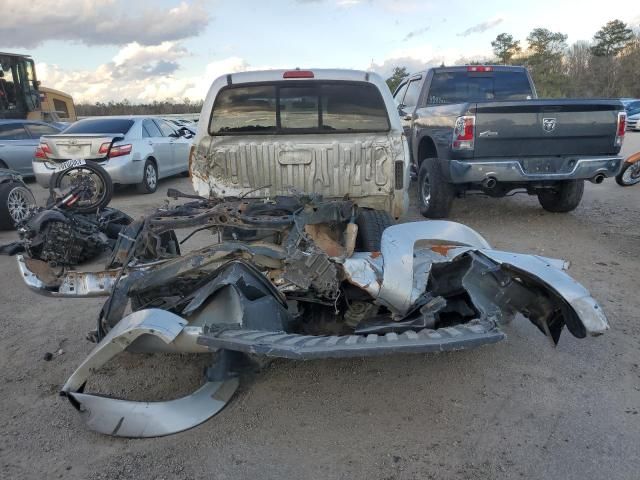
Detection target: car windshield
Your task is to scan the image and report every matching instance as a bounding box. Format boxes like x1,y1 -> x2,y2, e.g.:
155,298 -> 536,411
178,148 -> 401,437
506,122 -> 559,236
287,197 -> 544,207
63,118 -> 134,134
427,71 -> 533,104
210,81 -> 390,134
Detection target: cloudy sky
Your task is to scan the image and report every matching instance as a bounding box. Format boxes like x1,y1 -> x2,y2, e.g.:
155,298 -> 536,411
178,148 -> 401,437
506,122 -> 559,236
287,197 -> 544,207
1,0 -> 639,103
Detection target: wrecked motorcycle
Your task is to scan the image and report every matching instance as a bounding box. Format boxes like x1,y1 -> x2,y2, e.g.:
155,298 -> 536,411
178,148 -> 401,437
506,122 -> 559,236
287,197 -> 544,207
0,160 -> 129,265
14,194 -> 609,438
615,151 -> 640,186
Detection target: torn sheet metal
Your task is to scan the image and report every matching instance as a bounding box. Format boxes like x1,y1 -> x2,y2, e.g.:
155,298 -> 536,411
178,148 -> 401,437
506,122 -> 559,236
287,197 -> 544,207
61,309 -> 237,437
376,221 -> 491,315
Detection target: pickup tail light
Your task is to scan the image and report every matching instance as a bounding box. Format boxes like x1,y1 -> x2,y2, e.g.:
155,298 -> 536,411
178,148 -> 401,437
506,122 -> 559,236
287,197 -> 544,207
452,115 -> 475,150
108,144 -> 132,158
34,142 -> 52,160
283,70 -> 314,79
615,112 -> 626,147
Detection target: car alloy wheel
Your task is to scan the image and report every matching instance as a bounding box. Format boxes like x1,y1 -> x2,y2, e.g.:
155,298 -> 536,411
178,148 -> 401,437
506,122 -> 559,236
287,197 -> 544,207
146,164 -> 157,190
7,185 -> 35,224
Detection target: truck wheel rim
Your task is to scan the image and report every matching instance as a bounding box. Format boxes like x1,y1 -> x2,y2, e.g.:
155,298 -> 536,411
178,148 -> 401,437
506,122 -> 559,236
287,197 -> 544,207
622,164 -> 640,185
146,165 -> 157,189
421,174 -> 431,206
7,186 -> 34,223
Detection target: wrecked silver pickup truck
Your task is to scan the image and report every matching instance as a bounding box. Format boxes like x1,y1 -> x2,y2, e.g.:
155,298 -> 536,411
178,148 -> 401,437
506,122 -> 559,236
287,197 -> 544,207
15,193 -> 608,438
10,69 -> 608,438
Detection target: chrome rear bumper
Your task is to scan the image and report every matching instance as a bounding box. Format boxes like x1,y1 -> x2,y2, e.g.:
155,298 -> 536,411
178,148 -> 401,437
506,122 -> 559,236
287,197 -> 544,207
449,156 -> 622,183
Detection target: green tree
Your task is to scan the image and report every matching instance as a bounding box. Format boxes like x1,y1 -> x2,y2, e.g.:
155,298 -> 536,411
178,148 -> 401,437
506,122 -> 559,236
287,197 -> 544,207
524,28 -> 569,97
591,19 -> 634,56
491,33 -> 521,64
386,66 -> 409,92
527,28 -> 568,56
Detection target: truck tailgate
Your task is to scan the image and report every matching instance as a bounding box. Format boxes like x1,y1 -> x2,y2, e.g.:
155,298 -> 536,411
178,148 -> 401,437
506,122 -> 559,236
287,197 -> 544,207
473,100 -> 622,158
191,132 -> 405,211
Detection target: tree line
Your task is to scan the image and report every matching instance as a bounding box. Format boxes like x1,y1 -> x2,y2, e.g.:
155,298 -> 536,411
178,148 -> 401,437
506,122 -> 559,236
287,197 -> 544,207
386,19 -> 640,99
75,98 -> 203,117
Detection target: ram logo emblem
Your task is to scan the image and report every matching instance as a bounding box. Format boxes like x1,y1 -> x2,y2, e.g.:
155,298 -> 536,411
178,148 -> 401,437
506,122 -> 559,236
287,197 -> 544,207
542,118 -> 557,133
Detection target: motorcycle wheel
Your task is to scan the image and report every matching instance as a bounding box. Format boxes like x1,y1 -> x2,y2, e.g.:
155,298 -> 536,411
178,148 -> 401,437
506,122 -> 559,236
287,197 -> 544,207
49,161 -> 114,213
615,161 -> 640,187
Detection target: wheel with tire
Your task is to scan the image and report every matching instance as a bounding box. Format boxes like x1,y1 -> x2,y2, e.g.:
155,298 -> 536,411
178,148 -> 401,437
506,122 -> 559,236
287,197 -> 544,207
0,181 -> 36,230
137,160 -> 158,194
417,157 -> 455,218
537,180 -> 584,213
49,160 -> 113,213
615,161 -> 640,186
355,208 -> 395,252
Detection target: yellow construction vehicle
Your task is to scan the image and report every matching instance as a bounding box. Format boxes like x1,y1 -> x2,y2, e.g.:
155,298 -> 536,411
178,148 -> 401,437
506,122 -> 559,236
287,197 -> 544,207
0,52 -> 76,123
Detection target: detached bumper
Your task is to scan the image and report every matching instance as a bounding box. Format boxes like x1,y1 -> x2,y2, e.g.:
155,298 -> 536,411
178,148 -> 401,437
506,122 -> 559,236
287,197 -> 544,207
33,155 -> 143,187
449,156 -> 623,183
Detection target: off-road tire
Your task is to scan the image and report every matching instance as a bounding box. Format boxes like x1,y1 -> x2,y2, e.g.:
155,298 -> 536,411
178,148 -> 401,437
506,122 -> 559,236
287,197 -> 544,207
537,180 -> 584,213
417,157 -> 455,218
0,181 -> 35,230
137,159 -> 158,194
355,208 -> 395,252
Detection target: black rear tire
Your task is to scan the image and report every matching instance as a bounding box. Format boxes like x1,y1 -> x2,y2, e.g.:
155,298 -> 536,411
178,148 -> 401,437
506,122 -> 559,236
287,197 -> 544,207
417,157 -> 455,218
49,160 -> 113,213
0,181 -> 35,230
355,208 -> 395,252
137,160 -> 158,194
537,180 -> 584,213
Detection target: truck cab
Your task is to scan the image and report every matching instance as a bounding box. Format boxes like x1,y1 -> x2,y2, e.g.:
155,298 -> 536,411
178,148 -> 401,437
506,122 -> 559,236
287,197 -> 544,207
192,69 -> 410,220
0,53 -> 41,120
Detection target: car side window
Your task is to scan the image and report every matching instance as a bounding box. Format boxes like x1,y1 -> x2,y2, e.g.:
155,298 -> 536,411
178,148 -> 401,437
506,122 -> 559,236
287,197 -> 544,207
25,123 -> 59,137
402,79 -> 422,108
143,119 -> 162,138
154,119 -> 177,137
0,124 -> 30,140
393,82 -> 409,106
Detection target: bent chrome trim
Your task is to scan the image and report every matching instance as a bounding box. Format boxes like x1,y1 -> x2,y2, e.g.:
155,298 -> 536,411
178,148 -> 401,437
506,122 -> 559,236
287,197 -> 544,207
18,255 -> 123,297
61,309 -> 236,437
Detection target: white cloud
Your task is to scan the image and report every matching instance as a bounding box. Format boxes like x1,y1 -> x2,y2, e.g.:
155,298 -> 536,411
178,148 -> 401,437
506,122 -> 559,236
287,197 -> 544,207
0,0 -> 210,48
369,44 -> 492,78
36,42 -> 254,103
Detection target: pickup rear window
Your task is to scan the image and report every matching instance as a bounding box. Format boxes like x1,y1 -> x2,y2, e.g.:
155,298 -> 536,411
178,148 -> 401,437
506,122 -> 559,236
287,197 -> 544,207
210,81 -> 390,134
63,119 -> 134,134
427,71 -> 533,105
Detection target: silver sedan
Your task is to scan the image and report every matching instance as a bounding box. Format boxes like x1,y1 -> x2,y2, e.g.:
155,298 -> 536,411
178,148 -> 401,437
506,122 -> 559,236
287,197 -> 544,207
33,116 -> 193,193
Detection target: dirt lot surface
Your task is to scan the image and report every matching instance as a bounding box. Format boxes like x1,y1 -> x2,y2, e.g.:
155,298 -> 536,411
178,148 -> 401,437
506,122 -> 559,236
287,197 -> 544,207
1,135 -> 639,480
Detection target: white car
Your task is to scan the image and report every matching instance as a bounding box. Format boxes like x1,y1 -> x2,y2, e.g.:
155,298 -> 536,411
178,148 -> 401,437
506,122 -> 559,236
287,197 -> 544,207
33,116 -> 193,193
626,111 -> 640,131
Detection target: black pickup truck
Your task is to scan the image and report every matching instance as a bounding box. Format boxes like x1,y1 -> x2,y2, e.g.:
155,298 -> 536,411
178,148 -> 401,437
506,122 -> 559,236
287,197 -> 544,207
394,65 -> 626,217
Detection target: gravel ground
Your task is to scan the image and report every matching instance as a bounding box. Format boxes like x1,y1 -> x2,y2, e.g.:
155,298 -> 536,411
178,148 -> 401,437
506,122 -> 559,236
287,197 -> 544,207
1,134 -> 639,480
